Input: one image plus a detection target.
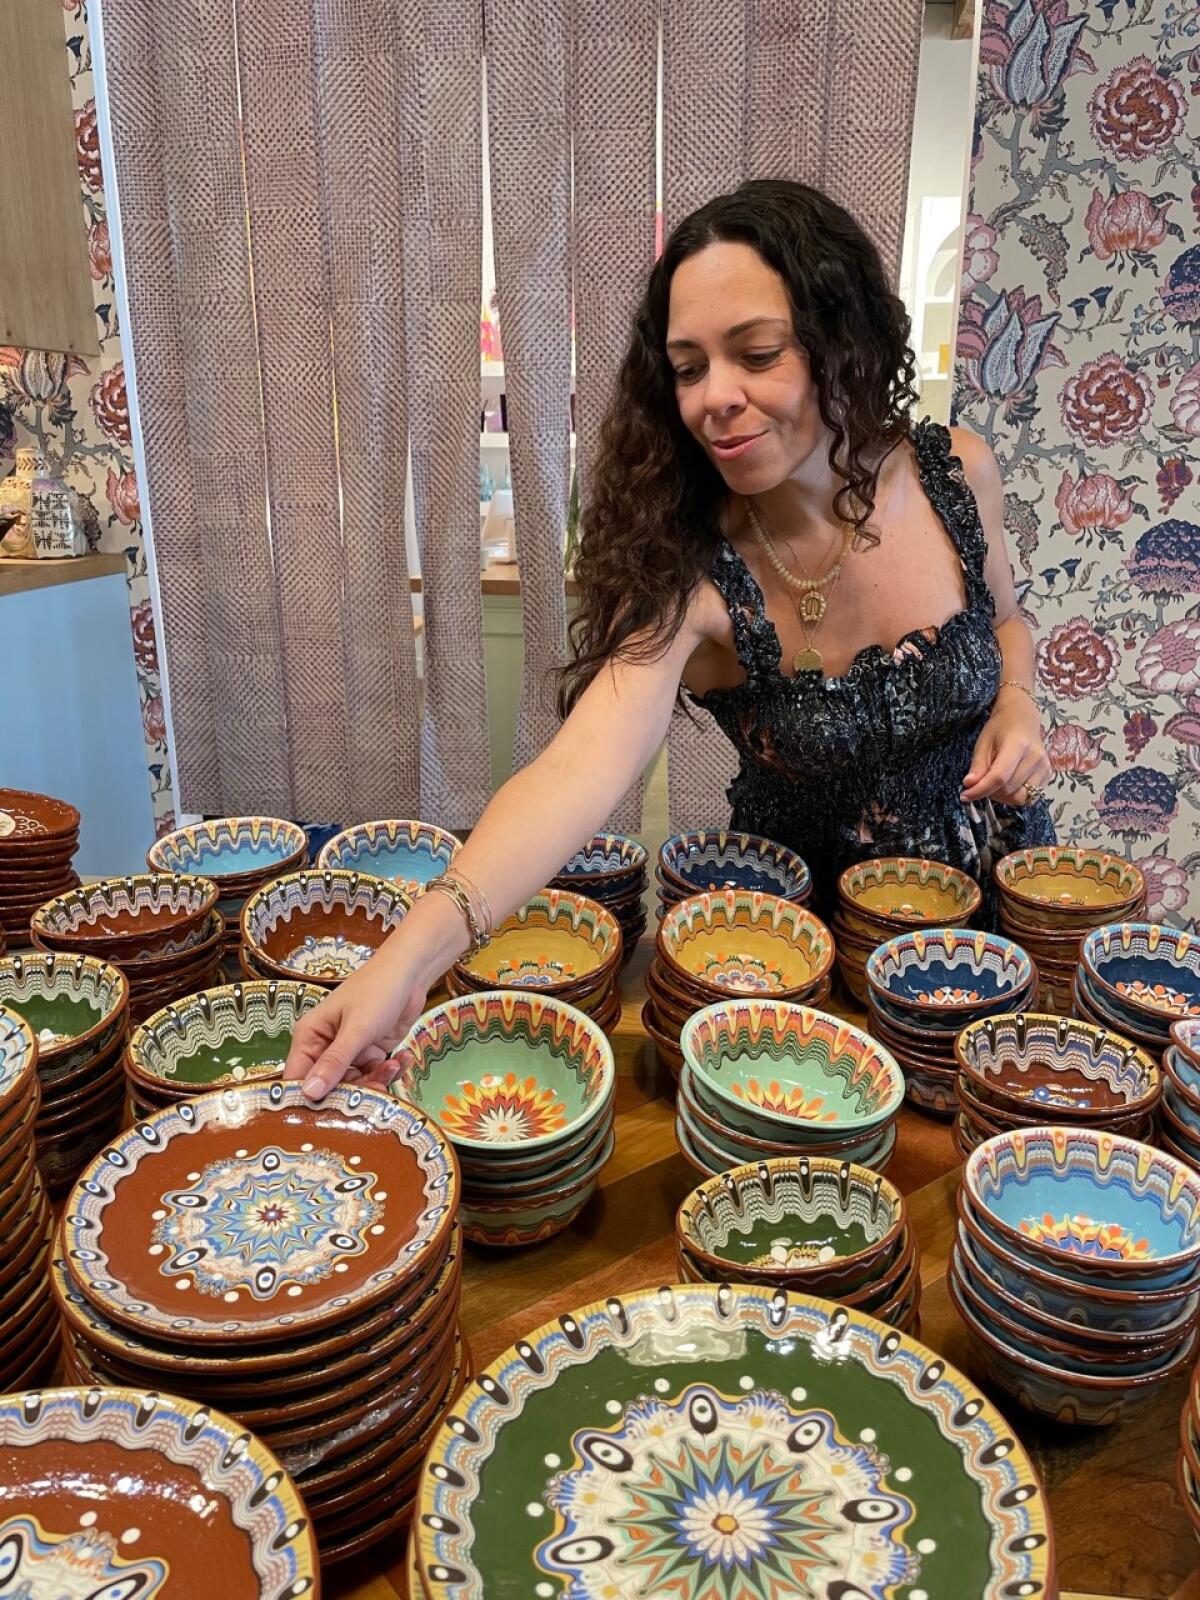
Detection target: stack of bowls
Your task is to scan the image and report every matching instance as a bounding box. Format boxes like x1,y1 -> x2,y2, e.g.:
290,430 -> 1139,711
865,929 -> 1037,1116
124,978 -> 326,1117
51,1081 -> 468,1566
1178,1359 -> 1200,1550
1158,1019 -> 1200,1170
447,889 -> 623,1033
833,857 -> 982,1004
951,1126 -> 1200,1424
0,1007 -> 59,1388
996,847 -> 1146,1012
674,999 -> 904,1177
643,889 -> 834,1077
655,829 -> 812,916
0,952 -> 130,1194
148,816 -> 308,975
241,868 -> 412,986
1075,922 -> 1200,1056
0,788 -> 81,948
550,831 -> 648,965
954,1013 -> 1161,1158
30,874 -> 222,1026
393,991 -> 615,1246
674,1154 -> 921,1332
318,818 -> 462,895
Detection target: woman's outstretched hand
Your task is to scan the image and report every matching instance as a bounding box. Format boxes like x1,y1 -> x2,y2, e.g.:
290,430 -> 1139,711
282,953 -> 428,1099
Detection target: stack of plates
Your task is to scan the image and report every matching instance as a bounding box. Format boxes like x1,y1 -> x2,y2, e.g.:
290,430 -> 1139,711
550,831 -> 648,966
0,788 -> 81,948
124,978 -> 326,1117
1075,922 -> 1200,1053
674,999 -> 904,1177
52,1081 -> 468,1565
865,929 -> 1037,1117
655,829 -> 811,916
447,889 -> 623,1033
0,1386 -> 320,1594
833,856 -> 982,1004
241,868 -> 411,986
148,816 -> 309,977
1158,1019 -> 1200,1169
674,1155 -> 920,1332
643,889 -> 834,1078
951,1127 -> 1200,1425
393,990 -> 615,1246
30,874 -> 222,1027
1178,1359 -> 1200,1551
0,1007 -> 59,1388
996,847 -> 1146,1012
0,952 -> 130,1194
318,818 -> 462,895
409,1283 -> 1056,1600
954,1013 -> 1160,1158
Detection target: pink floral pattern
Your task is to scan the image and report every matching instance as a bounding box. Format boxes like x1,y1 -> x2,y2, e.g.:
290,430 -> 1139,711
0,8 -> 173,833
959,2 -> 1199,930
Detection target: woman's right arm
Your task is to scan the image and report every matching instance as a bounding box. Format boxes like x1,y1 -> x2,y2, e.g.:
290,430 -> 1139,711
283,594 -> 713,1098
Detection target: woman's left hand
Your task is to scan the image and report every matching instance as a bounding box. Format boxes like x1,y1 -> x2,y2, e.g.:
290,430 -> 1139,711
961,693 -> 1053,807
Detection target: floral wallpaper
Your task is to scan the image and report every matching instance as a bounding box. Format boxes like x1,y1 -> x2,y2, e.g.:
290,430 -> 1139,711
0,0 -> 174,835
956,0 -> 1200,929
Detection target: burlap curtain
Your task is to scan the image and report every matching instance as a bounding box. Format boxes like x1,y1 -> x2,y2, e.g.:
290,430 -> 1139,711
101,0 -> 486,825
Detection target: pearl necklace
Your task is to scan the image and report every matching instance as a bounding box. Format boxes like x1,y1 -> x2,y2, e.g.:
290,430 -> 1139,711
745,500 -> 855,672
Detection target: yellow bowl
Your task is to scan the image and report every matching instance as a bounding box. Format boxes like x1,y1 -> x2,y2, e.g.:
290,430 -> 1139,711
657,890 -> 834,997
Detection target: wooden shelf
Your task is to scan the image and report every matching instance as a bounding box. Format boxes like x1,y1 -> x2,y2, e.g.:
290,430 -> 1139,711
0,551 -> 126,598
409,559 -> 578,598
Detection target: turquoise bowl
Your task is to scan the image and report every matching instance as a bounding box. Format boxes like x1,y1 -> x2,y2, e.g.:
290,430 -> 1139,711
317,819 -> 461,894
147,816 -> 308,880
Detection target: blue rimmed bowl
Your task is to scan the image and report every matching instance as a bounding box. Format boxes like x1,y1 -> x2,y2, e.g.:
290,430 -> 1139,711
1173,1019 -> 1200,1085
955,1012 -> 1160,1125
680,999 -> 903,1142
865,928 -> 1034,1028
963,1126 -> 1200,1290
554,832 -> 647,897
147,816 -> 308,884
658,830 -> 811,905
1081,923 -> 1200,1034
317,819 -> 462,894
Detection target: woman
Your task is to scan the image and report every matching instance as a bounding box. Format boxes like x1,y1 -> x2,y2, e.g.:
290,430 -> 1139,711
285,178 -> 1054,1100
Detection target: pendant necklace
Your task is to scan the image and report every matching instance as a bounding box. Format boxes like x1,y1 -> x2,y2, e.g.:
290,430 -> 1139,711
745,499 -> 854,674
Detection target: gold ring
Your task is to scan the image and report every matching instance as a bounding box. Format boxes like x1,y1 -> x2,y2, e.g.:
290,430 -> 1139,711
1023,782 -> 1044,806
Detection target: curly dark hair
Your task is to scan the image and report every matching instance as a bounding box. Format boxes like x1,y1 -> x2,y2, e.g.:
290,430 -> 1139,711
559,178 -> 919,715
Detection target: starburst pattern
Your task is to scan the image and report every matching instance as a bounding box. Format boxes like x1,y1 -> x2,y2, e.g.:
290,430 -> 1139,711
915,985 -> 982,1005
1115,978 -> 1200,1017
0,1515 -> 167,1599
695,955 -> 787,992
438,1072 -> 567,1142
729,1078 -> 836,1123
1019,1211 -> 1154,1260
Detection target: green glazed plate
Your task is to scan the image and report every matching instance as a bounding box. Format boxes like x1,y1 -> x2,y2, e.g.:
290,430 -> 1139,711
415,1283 -> 1052,1599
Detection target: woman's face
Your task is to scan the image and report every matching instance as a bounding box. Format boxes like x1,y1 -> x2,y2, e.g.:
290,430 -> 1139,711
666,240 -> 825,494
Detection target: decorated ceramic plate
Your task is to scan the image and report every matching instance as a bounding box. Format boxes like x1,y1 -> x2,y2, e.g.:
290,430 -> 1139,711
0,1005 -> 37,1122
0,1386 -> 318,1596
63,1083 -> 459,1342
415,1283 -> 1052,1599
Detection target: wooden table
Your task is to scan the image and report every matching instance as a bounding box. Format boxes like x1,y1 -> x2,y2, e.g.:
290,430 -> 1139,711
329,936 -> 1200,1600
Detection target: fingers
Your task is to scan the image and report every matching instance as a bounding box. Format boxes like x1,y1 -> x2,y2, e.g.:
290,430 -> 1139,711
963,734 -> 1053,805
282,1006 -> 339,1084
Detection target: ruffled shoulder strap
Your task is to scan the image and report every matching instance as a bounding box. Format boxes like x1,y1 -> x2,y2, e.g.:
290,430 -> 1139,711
707,538 -> 783,681
910,418 -> 995,619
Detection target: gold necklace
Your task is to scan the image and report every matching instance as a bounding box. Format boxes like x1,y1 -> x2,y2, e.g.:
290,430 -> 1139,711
745,501 -> 854,673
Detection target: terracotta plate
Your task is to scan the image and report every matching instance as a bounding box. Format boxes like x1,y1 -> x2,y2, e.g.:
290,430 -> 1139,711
415,1282 -> 1053,1600
0,1386 -> 317,1597
64,1082 -> 459,1342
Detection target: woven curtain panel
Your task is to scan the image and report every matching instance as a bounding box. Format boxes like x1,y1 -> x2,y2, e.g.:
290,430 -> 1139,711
483,0 -> 574,776
101,0 -> 292,815
571,0 -> 659,832
312,0 -> 422,818
397,0 -> 491,827
662,0 -> 923,833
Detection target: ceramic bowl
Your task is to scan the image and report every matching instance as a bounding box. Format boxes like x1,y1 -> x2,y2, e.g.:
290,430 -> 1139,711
0,1005 -> 38,1123
955,1012 -> 1160,1124
456,890 -> 621,993
125,979 -> 327,1099
954,1067 -> 1153,1144
994,846 -> 1145,926
658,891 -> 834,998
963,1126 -> 1200,1289
676,1155 -> 906,1292
1072,970 -> 1170,1050
658,830 -> 811,902
1173,1018 -> 1200,1074
0,788 -> 80,845
392,990 -> 614,1155
865,929 -> 1034,1023
0,953 -> 128,1080
31,874 -> 219,960
837,856 -> 982,927
680,999 -> 902,1140
677,1068 -> 899,1169
148,815 -> 308,884
317,819 -> 462,894
554,832 -> 647,894
1081,923 -> 1200,1026
241,869 -> 411,983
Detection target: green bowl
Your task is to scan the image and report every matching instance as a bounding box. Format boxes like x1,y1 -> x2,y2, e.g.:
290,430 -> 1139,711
392,990 -> 614,1153
125,979 -> 326,1094
0,953 -> 128,1082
